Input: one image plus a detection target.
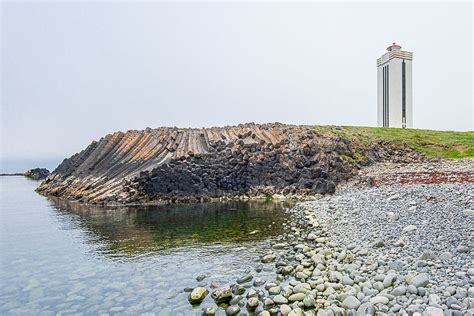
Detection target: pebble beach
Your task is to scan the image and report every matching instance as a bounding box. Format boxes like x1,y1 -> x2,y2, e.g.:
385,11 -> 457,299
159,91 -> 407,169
186,160 -> 474,316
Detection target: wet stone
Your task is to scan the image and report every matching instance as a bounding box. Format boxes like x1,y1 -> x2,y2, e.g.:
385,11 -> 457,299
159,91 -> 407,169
225,305 -> 240,315
188,287 -> 209,304
211,286 -> 233,303
246,297 -> 260,310
237,274 -> 253,284
201,307 -> 216,316
229,295 -> 243,305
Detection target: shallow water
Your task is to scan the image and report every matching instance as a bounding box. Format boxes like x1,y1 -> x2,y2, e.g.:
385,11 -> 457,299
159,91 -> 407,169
0,176 -> 292,315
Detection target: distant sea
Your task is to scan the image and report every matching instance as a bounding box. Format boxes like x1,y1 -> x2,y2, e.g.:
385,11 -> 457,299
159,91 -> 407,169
0,158 -> 62,174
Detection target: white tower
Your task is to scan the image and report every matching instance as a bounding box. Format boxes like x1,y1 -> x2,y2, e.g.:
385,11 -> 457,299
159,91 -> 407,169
377,43 -> 413,128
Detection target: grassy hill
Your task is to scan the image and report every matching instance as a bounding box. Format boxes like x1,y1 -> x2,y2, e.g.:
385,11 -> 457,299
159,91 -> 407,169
315,126 -> 474,159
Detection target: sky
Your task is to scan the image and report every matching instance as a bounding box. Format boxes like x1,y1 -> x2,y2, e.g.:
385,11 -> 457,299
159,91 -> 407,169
1,1 -> 473,168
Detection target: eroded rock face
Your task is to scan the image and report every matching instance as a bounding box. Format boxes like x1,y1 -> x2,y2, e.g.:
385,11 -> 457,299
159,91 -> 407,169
36,123 -> 425,205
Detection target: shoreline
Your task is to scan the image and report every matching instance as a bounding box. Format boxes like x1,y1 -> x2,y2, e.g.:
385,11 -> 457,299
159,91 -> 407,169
184,160 -> 474,315
36,158 -> 474,208
0,173 -> 25,177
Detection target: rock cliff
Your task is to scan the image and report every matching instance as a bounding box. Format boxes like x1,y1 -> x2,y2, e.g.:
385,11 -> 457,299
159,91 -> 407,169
37,123 -> 425,204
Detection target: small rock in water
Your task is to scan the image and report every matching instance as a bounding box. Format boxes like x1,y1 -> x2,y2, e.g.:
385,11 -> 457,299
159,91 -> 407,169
246,289 -> 258,298
201,307 -> 216,316
225,305 -> 240,315
264,297 -> 275,307
229,295 -> 243,305
237,274 -> 253,284
188,287 -> 209,304
231,284 -> 245,295
196,274 -> 207,282
211,286 -> 233,303
253,277 -> 266,286
246,297 -> 260,310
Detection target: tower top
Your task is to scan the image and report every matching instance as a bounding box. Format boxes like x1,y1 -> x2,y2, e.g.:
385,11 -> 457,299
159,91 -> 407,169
377,43 -> 412,66
387,42 -> 402,51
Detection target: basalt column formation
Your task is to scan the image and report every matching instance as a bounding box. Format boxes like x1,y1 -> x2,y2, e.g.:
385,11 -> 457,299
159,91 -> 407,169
37,123 -> 421,205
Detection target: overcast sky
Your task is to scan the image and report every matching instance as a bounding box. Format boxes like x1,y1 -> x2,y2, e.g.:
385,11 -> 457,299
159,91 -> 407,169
1,1 -> 473,164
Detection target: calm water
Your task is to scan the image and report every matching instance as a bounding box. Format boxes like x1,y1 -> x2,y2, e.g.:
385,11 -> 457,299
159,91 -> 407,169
0,176 -> 292,315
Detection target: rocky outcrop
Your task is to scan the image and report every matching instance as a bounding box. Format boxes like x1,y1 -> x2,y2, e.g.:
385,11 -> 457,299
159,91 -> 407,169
24,168 -> 50,180
37,123 -> 427,205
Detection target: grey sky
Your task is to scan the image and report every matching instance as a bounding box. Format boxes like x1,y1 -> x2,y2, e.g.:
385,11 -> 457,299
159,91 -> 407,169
1,1 -> 473,162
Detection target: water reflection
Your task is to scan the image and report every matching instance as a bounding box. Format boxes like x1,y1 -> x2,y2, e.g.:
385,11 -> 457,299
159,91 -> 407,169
0,177 -> 293,314
48,198 -> 292,258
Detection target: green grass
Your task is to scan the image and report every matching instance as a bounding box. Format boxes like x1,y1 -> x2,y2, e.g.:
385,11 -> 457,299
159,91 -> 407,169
314,125 -> 474,159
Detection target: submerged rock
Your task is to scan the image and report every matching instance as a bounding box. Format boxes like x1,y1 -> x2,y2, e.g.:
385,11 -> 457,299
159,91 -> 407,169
188,287 -> 208,304
201,307 -> 216,315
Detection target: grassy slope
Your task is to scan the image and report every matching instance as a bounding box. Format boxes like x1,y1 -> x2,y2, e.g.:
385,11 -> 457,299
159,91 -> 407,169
315,126 -> 474,159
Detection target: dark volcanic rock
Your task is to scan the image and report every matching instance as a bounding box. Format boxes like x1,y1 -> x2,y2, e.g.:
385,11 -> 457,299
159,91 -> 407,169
25,168 -> 50,180
36,123 -> 427,205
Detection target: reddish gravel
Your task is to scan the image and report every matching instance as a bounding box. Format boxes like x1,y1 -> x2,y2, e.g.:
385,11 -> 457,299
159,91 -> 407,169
372,171 -> 474,186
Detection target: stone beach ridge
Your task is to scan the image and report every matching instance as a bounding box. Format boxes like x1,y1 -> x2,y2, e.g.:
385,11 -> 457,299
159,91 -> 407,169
33,122 -> 473,314
36,122 -> 428,205
185,160 -> 473,316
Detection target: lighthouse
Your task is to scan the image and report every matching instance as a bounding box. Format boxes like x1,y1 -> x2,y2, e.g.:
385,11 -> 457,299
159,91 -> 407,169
377,43 -> 413,128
